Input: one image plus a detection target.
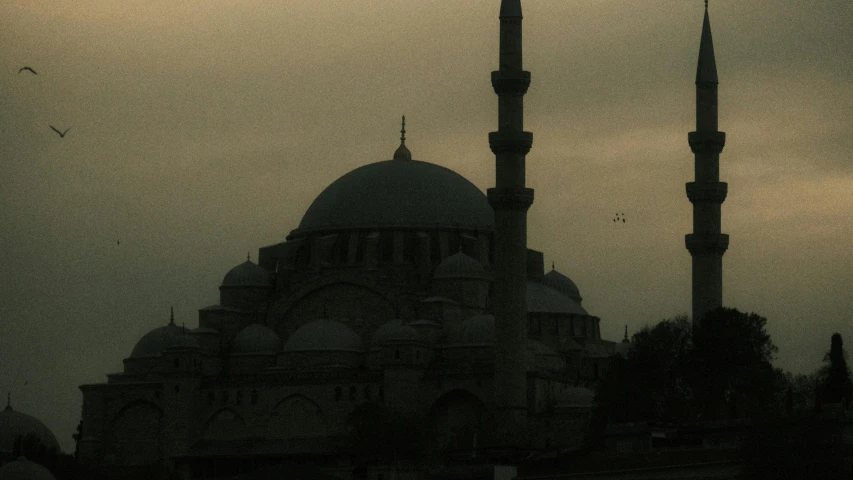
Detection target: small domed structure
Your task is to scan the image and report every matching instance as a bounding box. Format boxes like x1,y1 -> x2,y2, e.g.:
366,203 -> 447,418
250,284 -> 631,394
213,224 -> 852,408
554,386 -> 595,408
0,399 -> 60,456
0,457 -> 55,480
130,315 -> 184,359
221,258 -> 271,287
283,319 -> 364,353
232,324 -> 282,354
371,320 -> 422,347
434,250 -> 488,279
452,314 -> 496,346
527,281 -> 588,315
542,266 -> 582,303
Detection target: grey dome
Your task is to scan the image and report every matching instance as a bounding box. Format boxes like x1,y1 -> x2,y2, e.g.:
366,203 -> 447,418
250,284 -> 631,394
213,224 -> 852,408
434,251 -> 488,279
554,386 -> 595,408
130,322 -> 184,358
371,320 -> 422,346
232,324 -> 282,354
166,332 -> 200,349
527,282 -> 588,315
0,405 -> 60,455
0,457 -> 55,480
221,260 -> 271,287
296,160 -> 494,233
283,319 -> 364,352
543,268 -> 582,303
452,314 -> 496,346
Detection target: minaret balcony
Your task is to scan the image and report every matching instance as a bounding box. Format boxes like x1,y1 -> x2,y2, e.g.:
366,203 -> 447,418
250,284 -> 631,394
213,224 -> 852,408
488,187 -> 534,210
686,182 -> 728,204
491,70 -> 531,95
685,233 -> 729,255
488,131 -> 533,155
688,131 -> 726,153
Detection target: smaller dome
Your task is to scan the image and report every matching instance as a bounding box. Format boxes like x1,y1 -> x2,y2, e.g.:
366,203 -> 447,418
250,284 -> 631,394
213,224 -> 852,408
554,386 -> 595,408
527,282 -> 588,315
543,267 -> 582,303
0,457 -> 55,480
221,259 -> 271,287
434,250 -> 487,279
283,319 -> 364,353
130,321 -> 184,358
371,320 -> 422,346
0,403 -> 60,455
451,314 -> 496,346
232,324 -> 282,354
165,332 -> 200,350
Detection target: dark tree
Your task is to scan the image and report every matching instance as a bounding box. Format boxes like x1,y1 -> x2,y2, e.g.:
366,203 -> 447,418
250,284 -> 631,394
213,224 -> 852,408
592,308 -> 782,439
689,308 -> 778,419
821,333 -> 853,406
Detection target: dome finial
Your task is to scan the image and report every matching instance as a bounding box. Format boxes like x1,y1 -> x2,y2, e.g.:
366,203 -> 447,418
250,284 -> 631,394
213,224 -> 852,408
393,115 -> 412,161
623,325 -> 629,343
705,0 -> 708,10
551,261 -> 555,271
169,306 -> 175,326
5,391 -> 10,411
247,252 -> 251,262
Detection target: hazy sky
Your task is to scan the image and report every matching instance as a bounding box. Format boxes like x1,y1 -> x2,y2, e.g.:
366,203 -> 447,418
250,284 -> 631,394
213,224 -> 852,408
2,1 -> 852,453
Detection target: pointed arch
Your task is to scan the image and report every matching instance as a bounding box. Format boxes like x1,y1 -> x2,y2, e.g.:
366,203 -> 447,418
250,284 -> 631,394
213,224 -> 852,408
426,389 -> 485,451
108,400 -> 162,465
203,408 -> 247,442
268,394 -> 327,439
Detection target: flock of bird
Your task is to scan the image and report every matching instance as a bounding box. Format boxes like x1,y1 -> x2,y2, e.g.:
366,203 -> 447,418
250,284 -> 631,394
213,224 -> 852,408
613,212 -> 626,223
18,66 -> 72,138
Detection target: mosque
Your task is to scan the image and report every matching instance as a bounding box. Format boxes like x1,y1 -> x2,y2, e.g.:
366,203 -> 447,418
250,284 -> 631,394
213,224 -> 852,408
2,1 -> 730,479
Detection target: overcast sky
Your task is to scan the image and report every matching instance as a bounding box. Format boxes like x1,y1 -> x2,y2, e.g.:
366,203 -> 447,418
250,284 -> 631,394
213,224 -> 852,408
2,0 -> 852,453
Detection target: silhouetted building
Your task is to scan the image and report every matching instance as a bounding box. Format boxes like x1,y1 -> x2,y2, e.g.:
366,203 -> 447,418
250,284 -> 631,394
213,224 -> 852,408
686,3 -> 729,325
77,2 -> 615,478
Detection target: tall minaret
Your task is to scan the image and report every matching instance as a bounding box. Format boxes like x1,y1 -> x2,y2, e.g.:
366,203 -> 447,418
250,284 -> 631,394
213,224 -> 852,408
686,1 -> 728,326
488,0 -> 533,433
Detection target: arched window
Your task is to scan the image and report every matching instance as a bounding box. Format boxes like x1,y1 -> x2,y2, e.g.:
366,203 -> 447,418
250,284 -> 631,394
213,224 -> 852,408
364,385 -> 372,401
349,386 -> 357,401
174,385 -> 180,394
394,349 -> 401,360
222,391 -> 229,404
335,386 -> 342,402
236,390 -> 243,405
174,358 -> 180,368
251,390 -> 259,405
379,385 -> 385,402
207,392 -> 215,406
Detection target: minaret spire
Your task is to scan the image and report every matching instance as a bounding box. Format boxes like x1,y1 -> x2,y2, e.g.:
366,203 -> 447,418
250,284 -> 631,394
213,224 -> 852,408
686,3 -> 728,326
393,115 -> 412,161
169,306 -> 175,326
489,0 -> 533,442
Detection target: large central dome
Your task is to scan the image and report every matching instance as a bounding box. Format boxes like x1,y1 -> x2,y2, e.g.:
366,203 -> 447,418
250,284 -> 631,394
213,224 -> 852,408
295,159 -> 494,234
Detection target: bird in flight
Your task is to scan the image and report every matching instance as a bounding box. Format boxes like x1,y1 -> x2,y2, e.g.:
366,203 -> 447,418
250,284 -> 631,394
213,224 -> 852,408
117,240 -> 121,246
18,66 -> 37,75
50,125 -> 71,138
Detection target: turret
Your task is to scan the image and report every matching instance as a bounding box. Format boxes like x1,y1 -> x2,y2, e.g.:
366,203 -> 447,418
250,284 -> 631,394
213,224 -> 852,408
488,0 -> 534,441
686,1 -> 728,325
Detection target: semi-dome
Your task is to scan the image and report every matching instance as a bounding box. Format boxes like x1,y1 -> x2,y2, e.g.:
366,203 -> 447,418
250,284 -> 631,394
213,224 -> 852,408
542,267 -> 582,303
232,324 -> 282,354
371,320 -> 422,346
295,159 -> 494,234
221,259 -> 271,287
527,282 -> 588,315
434,250 -> 488,279
0,457 -> 55,480
554,386 -> 595,408
451,314 -> 496,346
283,319 -> 364,353
130,321 -> 184,358
0,402 -> 60,455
